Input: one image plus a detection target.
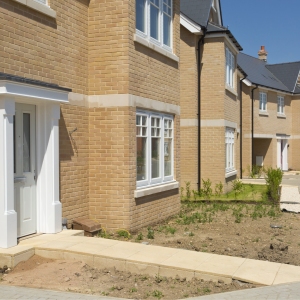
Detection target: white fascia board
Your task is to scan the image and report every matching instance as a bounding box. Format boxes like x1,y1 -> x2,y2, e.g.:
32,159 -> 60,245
242,78 -> 252,87
180,13 -> 202,35
0,81 -> 69,103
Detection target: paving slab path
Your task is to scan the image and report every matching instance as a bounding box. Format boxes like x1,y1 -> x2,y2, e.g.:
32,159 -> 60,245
1,230 -> 300,287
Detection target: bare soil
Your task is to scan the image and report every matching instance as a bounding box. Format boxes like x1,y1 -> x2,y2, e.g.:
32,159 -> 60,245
113,202 -> 300,266
0,255 -> 257,299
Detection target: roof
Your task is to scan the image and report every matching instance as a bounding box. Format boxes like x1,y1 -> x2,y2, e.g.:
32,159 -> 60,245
266,62 -> 300,94
180,0 -> 213,27
0,72 -> 72,92
206,22 -> 243,51
238,53 -> 300,94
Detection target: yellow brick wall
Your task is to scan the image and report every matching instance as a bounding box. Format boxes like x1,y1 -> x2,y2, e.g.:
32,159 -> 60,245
291,95 -> 300,170
60,104 -> 89,225
128,0 -> 180,103
0,0 -> 89,94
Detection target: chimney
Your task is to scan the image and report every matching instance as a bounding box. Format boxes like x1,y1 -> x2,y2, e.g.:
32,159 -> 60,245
258,46 -> 268,62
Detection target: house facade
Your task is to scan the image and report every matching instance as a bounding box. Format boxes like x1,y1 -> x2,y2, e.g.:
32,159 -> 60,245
180,0 -> 243,191
0,0 -> 181,248
239,51 -> 300,173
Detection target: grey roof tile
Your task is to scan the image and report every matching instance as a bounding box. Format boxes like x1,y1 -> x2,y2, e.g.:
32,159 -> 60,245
266,62 -> 300,93
237,53 -> 290,92
180,0 -> 213,26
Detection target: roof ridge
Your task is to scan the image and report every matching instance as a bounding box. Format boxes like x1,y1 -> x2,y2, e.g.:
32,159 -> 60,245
267,61 -> 300,66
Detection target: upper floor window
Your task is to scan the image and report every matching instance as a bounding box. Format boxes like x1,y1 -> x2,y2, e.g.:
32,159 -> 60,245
136,111 -> 174,188
277,96 -> 284,114
136,0 -> 172,50
225,47 -> 235,88
259,92 -> 267,112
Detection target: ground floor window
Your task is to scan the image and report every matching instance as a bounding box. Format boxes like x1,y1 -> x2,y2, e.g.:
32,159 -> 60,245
136,110 -> 174,188
225,127 -> 235,173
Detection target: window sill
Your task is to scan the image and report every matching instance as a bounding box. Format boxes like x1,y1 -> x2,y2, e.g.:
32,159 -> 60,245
225,170 -> 237,178
277,113 -> 286,119
225,85 -> 238,97
133,34 -> 179,63
134,181 -> 179,198
13,0 -> 56,18
259,111 -> 269,116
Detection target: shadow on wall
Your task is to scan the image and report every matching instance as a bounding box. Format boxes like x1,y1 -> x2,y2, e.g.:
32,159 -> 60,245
253,138 -> 272,166
135,189 -> 179,206
59,110 -> 74,161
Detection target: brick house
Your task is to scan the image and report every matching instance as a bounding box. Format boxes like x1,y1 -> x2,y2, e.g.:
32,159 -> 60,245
238,49 -> 300,172
0,0 -> 181,248
180,0 -> 243,191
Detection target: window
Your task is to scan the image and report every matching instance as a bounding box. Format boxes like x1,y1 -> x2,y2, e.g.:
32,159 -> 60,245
277,96 -> 284,114
136,111 -> 174,188
135,0 -> 172,50
35,0 -> 47,4
259,92 -> 267,111
225,128 -> 234,173
225,47 -> 235,88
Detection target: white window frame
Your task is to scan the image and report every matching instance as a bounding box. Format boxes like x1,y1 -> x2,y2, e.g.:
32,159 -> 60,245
225,127 -> 235,173
135,0 -> 173,52
34,0 -> 48,5
225,47 -> 235,89
277,96 -> 284,114
136,110 -> 174,189
259,92 -> 267,112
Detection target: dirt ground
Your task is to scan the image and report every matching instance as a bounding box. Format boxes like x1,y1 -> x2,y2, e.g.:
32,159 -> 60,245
112,202 -> 300,266
0,256 -> 257,299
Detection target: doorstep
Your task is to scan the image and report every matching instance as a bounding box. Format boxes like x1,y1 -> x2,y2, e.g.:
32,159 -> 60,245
0,230 -> 84,268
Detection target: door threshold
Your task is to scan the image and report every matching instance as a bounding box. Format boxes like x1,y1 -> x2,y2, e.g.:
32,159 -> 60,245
18,233 -> 42,242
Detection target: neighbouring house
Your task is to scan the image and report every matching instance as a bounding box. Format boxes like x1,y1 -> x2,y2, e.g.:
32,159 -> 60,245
238,48 -> 300,172
0,0 -> 181,248
180,0 -> 243,191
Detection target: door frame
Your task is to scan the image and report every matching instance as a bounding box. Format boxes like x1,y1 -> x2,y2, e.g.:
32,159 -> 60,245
277,136 -> 289,171
0,79 -> 69,248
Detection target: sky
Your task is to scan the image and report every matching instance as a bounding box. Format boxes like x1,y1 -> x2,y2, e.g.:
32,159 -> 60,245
221,0 -> 300,64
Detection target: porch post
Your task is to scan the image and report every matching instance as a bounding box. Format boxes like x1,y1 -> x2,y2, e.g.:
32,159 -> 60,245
0,98 -> 17,248
36,102 -> 62,234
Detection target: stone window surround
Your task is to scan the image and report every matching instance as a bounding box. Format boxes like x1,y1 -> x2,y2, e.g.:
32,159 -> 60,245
12,0 -> 56,18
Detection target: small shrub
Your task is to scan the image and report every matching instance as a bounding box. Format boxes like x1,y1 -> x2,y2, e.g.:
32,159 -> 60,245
214,181 -> 223,197
137,233 -> 143,240
98,229 -> 111,239
232,179 -> 243,200
129,287 -> 137,293
265,167 -> 283,202
189,231 -> 194,236
202,178 -> 213,199
192,190 -> 198,201
185,181 -> 191,199
165,226 -> 176,235
248,165 -> 264,179
180,187 -> 184,199
147,227 -> 155,239
116,229 -> 131,239
203,287 -> 211,293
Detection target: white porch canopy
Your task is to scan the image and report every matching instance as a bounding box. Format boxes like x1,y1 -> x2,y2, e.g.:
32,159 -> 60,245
0,73 -> 70,248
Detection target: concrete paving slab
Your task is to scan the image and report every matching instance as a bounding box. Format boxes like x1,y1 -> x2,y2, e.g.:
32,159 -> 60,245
273,264 -> 300,285
36,240 -> 82,250
233,258 -> 281,285
194,254 -> 246,278
160,249 -> 213,271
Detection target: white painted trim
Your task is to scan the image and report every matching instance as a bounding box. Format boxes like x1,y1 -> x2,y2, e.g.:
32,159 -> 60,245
225,170 -> 237,178
259,111 -> 269,116
180,119 -> 198,127
12,0 -> 56,18
0,81 -> 69,103
201,119 -> 237,129
205,33 -> 239,55
133,34 -> 179,62
242,78 -> 252,87
277,113 -> 286,119
180,13 -> 202,34
134,181 -> 179,198
244,133 -> 293,139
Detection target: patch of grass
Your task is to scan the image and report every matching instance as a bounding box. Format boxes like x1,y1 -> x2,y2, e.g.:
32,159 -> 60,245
189,232 -> 195,236
203,287 -> 211,294
116,229 -> 131,239
147,227 -> 155,239
136,233 -> 143,241
165,226 -> 176,235
152,290 -> 164,299
129,287 -> 137,293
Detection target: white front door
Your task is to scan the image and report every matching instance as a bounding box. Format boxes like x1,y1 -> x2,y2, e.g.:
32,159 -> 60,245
14,103 -> 37,238
277,139 -> 288,171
